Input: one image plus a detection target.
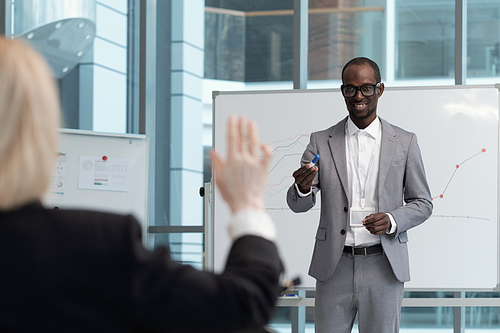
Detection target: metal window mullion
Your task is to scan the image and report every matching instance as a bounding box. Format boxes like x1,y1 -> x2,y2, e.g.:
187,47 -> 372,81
453,291 -> 465,333
148,226 -> 205,233
455,0 -> 467,85
0,0 -> 12,37
127,0 -> 141,134
385,0 -> 396,84
293,0 -> 308,90
0,0 -> 5,35
203,182 -> 213,272
140,0 -> 157,249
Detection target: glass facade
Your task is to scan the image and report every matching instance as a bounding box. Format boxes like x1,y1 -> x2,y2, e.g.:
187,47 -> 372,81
396,0 -> 455,80
204,0 -> 294,82
467,0 -> 500,79
204,10 -> 245,81
308,0 -> 386,81
5,0 -> 500,331
9,0 -> 130,133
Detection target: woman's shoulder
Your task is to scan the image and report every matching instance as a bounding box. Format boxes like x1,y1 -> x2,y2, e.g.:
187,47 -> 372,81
5,201 -> 140,237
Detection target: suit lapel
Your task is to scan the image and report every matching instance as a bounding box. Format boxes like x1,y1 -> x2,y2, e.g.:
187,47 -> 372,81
378,118 -> 397,199
328,117 -> 350,204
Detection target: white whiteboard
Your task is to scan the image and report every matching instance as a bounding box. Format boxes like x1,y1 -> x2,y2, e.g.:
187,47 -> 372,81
42,130 -> 149,242
212,85 -> 500,290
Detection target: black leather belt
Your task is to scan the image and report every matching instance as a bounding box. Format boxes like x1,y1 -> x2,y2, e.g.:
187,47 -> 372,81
343,244 -> 383,256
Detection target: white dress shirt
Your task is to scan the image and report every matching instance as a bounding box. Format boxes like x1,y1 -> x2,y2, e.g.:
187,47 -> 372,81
295,116 -> 397,246
345,116 -> 396,246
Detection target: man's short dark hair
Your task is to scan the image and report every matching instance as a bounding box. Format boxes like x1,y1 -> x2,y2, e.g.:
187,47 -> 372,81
341,57 -> 381,84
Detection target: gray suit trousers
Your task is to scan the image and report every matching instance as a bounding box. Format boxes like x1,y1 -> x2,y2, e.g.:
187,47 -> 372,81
315,252 -> 404,333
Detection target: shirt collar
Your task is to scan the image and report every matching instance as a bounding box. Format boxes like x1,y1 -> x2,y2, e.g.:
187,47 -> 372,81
346,116 -> 380,139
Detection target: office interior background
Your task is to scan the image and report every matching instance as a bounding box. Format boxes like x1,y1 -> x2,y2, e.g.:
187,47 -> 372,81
1,0 -> 499,331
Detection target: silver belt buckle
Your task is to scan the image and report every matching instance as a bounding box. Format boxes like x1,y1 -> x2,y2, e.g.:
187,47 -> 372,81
352,247 -> 368,255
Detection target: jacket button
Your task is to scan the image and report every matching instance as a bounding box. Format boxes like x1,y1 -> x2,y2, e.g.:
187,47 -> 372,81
344,207 -> 348,212
340,229 -> 346,235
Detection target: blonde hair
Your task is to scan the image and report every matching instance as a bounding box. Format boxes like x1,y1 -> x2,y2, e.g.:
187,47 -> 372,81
0,37 -> 60,210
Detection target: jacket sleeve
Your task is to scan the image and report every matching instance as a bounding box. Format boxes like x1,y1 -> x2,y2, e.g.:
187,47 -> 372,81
122,217 -> 283,333
286,132 -> 321,213
388,133 -> 433,236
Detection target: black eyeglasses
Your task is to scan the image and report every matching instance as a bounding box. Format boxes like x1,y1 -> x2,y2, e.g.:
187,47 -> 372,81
341,83 -> 381,98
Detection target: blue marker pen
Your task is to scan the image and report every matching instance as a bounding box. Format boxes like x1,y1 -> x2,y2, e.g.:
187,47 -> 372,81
308,154 -> 320,168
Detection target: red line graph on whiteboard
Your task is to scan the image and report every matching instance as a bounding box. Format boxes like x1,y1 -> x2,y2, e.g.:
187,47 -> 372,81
431,148 -> 486,201
265,133 -> 311,146
265,133 -> 311,172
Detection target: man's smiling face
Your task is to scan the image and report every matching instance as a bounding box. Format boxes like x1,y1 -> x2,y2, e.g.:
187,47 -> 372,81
342,63 -> 384,129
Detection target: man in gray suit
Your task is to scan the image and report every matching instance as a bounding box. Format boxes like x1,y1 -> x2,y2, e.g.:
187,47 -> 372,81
286,57 -> 433,333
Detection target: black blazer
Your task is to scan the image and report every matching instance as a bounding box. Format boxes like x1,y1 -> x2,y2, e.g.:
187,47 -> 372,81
0,202 -> 282,332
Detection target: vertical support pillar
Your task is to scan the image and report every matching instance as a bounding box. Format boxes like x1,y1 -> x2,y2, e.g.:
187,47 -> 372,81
141,0 -> 157,249
455,0 -> 467,85
147,0 -> 172,250
385,0 -> 396,83
203,182 -> 212,271
0,0 -> 7,36
1,0 -> 12,38
169,0 -> 204,263
293,0 -> 308,89
127,0 -> 141,134
453,291 -> 465,333
497,84 -> 500,295
78,2 -> 127,133
291,290 -> 306,333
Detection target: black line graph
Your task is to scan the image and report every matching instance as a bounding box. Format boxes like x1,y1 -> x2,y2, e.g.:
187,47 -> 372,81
430,215 -> 489,221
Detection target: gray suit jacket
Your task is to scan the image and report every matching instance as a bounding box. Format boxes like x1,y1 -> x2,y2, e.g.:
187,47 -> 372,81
286,117 -> 432,283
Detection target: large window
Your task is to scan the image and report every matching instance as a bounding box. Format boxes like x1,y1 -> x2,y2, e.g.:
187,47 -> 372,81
308,0 -> 386,82
204,0 -> 294,82
396,0 -> 455,80
467,0 -> 500,80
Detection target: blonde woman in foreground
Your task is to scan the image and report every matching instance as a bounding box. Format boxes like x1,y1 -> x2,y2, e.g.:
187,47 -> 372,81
0,37 -> 282,332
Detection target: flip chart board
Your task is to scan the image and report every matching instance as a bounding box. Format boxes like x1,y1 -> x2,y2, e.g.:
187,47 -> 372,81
43,129 -> 149,242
